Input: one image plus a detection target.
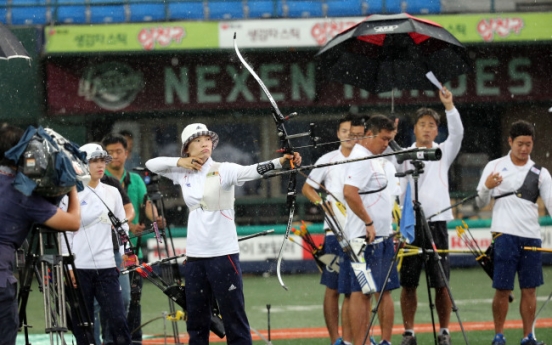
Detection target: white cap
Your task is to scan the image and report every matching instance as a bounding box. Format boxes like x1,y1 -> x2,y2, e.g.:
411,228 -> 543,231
80,143 -> 112,164
180,123 -> 219,157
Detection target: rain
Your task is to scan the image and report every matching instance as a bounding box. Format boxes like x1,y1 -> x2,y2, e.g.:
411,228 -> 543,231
1,1 -> 552,345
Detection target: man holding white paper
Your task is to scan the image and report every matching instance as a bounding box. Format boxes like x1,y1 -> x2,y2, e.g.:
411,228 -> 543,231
397,85 -> 463,345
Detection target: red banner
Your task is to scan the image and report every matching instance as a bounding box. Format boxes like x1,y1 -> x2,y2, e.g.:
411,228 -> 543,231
46,45 -> 552,116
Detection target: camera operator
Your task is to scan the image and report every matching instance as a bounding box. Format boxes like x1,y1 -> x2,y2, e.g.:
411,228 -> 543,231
146,123 -> 301,345
396,87 -> 463,345
0,125 -> 81,345
60,145 -> 131,345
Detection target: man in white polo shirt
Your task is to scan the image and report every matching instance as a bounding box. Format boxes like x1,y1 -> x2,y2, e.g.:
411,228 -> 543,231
476,120 -> 551,345
302,114 -> 365,345
343,114 -> 399,345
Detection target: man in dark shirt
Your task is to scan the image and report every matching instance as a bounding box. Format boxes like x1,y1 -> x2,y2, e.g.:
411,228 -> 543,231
0,125 -> 81,345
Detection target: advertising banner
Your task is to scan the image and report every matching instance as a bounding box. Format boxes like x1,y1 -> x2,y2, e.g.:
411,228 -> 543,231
146,227 -> 552,266
44,22 -> 219,53
45,45 -> 552,116
219,12 -> 552,49
424,12 -> 552,43
147,234 -> 310,263
44,12 -> 551,54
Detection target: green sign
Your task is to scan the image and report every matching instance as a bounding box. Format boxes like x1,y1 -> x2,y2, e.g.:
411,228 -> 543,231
44,22 -> 219,53
422,12 -> 552,43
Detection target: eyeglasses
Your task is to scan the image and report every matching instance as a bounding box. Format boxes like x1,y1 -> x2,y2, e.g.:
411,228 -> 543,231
348,134 -> 364,140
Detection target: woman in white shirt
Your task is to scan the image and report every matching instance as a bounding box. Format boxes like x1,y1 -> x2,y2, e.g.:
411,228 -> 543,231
146,123 -> 300,345
62,144 -> 131,345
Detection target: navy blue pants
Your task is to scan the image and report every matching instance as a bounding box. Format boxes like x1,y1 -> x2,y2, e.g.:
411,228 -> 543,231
184,254 -> 252,345
0,271 -> 18,345
72,268 -> 131,345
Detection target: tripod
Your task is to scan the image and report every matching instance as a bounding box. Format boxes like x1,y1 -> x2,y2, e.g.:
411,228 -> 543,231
398,160 -> 469,345
135,177 -> 182,343
18,224 -> 94,345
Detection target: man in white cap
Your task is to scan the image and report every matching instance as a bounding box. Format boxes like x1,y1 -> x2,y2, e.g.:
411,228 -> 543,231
146,123 -> 301,345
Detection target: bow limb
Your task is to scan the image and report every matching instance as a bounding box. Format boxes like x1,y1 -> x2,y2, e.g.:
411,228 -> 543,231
234,33 -> 296,290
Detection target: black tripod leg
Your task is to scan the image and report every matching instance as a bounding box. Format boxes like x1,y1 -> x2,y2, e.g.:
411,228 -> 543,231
417,204 -> 470,345
62,260 -> 96,343
417,207 -> 439,345
421,240 -> 439,345
17,239 -> 38,345
58,230 -> 96,345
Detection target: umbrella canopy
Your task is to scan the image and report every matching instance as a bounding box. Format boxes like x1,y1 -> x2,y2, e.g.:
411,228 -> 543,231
315,13 -> 471,93
0,23 -> 30,60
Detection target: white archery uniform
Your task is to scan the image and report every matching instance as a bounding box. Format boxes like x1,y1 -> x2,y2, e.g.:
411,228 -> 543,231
60,183 -> 129,269
306,148 -> 349,231
344,144 -> 393,239
146,156 -> 282,258
396,107 -> 463,221
476,153 -> 552,239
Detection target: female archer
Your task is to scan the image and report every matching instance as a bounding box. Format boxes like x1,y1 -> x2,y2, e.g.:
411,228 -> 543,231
146,123 -> 300,345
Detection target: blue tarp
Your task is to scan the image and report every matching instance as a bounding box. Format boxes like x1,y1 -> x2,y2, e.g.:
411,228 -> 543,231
5,126 -> 86,196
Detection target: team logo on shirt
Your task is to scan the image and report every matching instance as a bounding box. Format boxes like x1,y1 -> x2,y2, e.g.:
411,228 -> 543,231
186,183 -> 191,187
80,200 -> 87,206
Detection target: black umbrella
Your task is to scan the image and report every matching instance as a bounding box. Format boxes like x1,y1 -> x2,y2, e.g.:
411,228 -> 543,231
315,13 -> 471,95
0,23 -> 30,60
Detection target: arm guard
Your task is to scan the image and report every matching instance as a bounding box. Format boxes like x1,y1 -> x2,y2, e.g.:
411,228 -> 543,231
257,160 -> 276,175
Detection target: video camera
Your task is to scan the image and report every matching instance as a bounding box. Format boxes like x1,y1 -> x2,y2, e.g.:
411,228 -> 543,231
389,140 -> 442,164
7,126 -> 90,199
134,166 -> 160,186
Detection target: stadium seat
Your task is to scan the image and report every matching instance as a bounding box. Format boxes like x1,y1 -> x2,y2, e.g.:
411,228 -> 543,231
168,1 -> 205,20
384,0 -> 403,13
283,0 -> 323,18
89,5 -> 127,23
11,0 -> 47,3
208,0 -> 244,19
55,5 -> 88,23
129,3 -> 167,22
11,7 -> 50,25
325,0 -> 363,17
10,0 -> 50,25
363,0 -> 383,14
401,0 -> 440,14
0,1 -> 7,24
244,0 -> 278,18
